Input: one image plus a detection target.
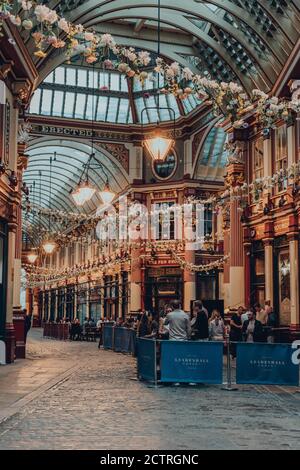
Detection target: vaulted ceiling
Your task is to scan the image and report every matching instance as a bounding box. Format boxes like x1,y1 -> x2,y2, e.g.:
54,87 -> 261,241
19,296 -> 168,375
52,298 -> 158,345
22,0 -> 300,94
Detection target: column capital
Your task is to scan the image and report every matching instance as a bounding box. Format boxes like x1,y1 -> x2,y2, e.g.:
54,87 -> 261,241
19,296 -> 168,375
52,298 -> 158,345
262,238 -> 274,247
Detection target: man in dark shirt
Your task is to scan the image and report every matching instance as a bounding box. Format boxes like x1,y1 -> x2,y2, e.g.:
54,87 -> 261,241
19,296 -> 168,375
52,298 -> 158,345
191,302 -> 209,341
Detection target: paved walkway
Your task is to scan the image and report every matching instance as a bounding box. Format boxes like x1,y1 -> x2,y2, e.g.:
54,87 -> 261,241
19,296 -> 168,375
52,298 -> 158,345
0,329 -> 300,450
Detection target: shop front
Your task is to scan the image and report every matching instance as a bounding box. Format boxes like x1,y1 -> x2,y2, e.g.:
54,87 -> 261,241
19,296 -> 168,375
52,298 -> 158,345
145,267 -> 183,314
0,219 -> 8,343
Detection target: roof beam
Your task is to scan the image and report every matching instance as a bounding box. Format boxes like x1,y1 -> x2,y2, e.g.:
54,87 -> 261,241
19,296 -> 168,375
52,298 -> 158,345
134,19 -> 146,33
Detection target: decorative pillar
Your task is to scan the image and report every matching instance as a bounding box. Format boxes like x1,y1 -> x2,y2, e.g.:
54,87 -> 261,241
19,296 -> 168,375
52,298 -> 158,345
130,244 -> 142,314
99,276 -> 104,319
225,159 -> 246,308
264,241 -> 274,305
288,215 -> 300,337
73,284 -> 78,320
54,288 -> 58,321
183,249 -> 196,312
287,120 -> 296,167
5,223 -> 16,363
86,281 -> 90,319
243,228 -> 252,308
32,288 -> 39,325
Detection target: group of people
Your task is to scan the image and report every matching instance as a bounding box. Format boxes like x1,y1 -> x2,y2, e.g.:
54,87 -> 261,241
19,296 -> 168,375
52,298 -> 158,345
229,301 -> 277,357
137,300 -> 225,342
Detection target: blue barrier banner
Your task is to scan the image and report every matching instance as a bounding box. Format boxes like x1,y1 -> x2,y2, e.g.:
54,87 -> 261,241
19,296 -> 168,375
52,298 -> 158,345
114,327 -> 125,352
103,326 -> 114,350
160,341 -> 223,384
137,338 -> 156,382
236,343 -> 299,386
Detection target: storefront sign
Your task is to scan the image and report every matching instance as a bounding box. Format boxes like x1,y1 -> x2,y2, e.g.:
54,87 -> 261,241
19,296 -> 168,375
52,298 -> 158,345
160,341 -> 223,384
137,338 -> 156,382
236,343 -> 299,386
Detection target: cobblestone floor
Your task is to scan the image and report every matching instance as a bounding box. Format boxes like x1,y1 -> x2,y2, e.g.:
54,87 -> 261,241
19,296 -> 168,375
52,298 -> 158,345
0,329 -> 300,450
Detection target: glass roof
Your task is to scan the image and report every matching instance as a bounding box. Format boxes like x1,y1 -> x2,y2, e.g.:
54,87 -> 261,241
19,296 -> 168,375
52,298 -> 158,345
196,125 -> 228,170
29,64 -> 201,124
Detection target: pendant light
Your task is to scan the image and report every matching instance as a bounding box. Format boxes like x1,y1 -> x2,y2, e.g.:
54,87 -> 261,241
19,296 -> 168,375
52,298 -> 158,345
142,0 -> 175,161
42,154 -> 56,255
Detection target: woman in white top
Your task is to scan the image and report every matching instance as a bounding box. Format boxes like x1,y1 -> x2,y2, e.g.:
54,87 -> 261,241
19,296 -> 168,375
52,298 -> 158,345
209,310 -> 225,341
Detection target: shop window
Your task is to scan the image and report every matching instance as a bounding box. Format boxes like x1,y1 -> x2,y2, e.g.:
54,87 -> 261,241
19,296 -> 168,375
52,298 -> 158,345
252,137 -> 264,201
278,251 -> 291,326
153,202 -> 175,240
274,124 -> 288,192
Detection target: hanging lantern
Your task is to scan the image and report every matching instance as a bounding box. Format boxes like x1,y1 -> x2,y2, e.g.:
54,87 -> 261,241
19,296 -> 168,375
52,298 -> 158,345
42,240 -> 56,255
144,131 -> 174,161
71,180 -> 96,206
27,252 -> 38,264
99,180 -> 115,204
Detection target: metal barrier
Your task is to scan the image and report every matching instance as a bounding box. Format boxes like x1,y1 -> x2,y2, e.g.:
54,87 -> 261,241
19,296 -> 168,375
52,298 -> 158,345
137,338 -> 300,387
103,326 -> 136,355
43,323 -> 69,340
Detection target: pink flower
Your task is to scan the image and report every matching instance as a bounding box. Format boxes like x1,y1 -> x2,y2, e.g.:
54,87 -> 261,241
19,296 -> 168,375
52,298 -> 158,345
84,31 -> 95,42
58,18 -> 69,34
138,51 -> 151,66
103,59 -> 114,70
183,67 -> 193,81
100,33 -> 115,47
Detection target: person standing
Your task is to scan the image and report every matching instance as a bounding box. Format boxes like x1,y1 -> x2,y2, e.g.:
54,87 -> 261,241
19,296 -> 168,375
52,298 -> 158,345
191,301 -> 209,341
242,310 -> 264,343
164,300 -> 191,341
209,310 -> 225,341
24,310 -> 32,344
137,311 -> 150,338
254,303 -> 268,326
266,305 -> 277,343
229,307 -> 243,358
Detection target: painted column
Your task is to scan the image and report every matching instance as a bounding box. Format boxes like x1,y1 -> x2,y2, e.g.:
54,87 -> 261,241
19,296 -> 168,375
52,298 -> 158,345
73,284 -> 78,320
225,160 -> 246,308
5,224 -> 17,363
130,245 -> 142,313
264,240 -> 274,306
100,276 -> 104,319
288,214 -> 300,336
86,282 -> 90,319
287,120 -> 296,167
289,237 -> 300,331
54,288 -> 58,321
183,249 -> 196,312
184,138 -> 193,177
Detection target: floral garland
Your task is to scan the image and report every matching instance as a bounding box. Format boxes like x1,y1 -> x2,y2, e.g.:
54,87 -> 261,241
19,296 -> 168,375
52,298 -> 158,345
1,2 -> 300,130
168,249 -> 229,273
0,0 -> 252,126
25,252 -> 131,287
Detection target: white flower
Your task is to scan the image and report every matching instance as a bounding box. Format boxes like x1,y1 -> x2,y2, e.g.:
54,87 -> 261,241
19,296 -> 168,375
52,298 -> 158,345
58,18 -> 69,33
100,33 -> 115,47
35,5 -> 50,22
138,51 -> 151,66
252,89 -> 268,99
233,119 -> 245,129
46,10 -> 58,24
165,67 -> 175,79
183,67 -> 193,81
9,14 -> 22,26
269,96 -> 279,105
229,82 -> 242,94
170,62 -> 180,76
21,0 -> 32,10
